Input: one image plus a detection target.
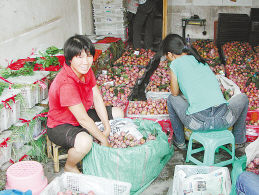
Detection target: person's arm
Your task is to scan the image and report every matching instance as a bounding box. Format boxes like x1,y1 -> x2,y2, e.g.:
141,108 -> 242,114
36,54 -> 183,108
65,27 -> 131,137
169,69 -> 180,96
68,103 -> 110,147
92,85 -> 111,137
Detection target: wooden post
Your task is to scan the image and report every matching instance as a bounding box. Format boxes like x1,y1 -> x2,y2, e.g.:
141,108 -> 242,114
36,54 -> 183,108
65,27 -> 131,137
162,0 -> 168,39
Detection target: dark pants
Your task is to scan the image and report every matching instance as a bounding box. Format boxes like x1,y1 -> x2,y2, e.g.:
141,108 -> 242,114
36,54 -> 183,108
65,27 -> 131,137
133,0 -> 156,49
47,106 -> 113,148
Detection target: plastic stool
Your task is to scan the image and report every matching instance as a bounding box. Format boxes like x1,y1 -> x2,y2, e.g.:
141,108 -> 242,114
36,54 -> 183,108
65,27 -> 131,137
186,129 -> 236,166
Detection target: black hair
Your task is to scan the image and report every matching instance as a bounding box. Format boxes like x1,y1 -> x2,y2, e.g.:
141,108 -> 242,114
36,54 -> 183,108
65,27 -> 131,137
161,34 -> 206,64
63,34 -> 95,66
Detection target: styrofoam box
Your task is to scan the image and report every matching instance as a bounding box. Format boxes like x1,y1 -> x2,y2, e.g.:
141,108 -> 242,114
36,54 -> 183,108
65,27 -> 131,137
94,15 -> 124,23
0,130 -> 12,167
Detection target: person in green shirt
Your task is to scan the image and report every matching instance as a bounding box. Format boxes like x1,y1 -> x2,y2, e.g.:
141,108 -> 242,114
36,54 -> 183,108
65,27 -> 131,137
161,34 -> 249,153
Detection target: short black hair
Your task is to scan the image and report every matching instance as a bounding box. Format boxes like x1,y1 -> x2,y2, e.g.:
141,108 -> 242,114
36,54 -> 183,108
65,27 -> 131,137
63,35 -> 95,66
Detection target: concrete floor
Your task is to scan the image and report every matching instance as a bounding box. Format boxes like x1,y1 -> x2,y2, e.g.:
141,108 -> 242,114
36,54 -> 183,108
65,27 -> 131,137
0,144 -> 235,195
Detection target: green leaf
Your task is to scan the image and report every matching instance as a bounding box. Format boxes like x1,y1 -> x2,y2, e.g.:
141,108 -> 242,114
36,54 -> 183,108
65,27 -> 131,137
114,88 -> 118,96
119,88 -> 125,93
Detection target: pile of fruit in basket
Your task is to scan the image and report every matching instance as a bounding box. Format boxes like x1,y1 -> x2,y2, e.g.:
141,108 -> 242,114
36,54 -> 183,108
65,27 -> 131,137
146,60 -> 170,92
222,41 -> 258,110
113,48 -> 155,66
93,131 -> 156,148
192,40 -> 222,68
127,99 -> 168,115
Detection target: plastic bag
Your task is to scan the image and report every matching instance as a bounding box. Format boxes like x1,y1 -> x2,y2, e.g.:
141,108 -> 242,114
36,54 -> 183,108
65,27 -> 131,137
95,118 -> 143,140
0,190 -> 32,195
41,172 -> 132,195
245,137 -> 259,166
168,165 -> 232,195
83,119 -> 174,195
216,75 -> 241,98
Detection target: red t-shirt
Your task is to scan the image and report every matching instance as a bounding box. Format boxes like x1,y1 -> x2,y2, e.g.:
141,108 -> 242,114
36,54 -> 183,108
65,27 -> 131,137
47,64 -> 96,128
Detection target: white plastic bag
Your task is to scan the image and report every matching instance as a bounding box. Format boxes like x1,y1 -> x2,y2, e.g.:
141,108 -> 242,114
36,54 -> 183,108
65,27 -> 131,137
40,172 -> 132,195
245,137 -> 259,166
168,165 -> 232,195
95,118 -> 143,139
216,75 -> 241,97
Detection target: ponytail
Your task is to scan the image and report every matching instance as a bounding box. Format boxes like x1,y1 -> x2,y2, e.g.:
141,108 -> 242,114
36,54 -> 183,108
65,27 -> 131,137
183,45 -> 206,64
161,34 -> 206,65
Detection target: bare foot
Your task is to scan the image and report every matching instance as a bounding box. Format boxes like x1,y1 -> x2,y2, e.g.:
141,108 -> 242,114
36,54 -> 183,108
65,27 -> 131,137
64,164 -> 81,174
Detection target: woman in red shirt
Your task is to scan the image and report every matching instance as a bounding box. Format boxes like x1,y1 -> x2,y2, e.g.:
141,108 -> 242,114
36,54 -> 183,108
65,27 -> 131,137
47,35 -> 124,173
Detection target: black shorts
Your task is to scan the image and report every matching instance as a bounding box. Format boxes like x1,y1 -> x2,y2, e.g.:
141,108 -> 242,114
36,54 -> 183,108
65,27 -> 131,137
47,106 -> 113,148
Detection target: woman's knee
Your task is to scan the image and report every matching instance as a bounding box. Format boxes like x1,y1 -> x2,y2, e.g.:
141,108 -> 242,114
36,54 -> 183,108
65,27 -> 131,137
74,132 -> 93,153
112,107 -> 124,119
241,93 -> 249,105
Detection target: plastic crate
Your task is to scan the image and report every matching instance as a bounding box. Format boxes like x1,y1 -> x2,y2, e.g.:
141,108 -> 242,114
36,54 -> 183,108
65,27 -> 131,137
12,119 -> 42,150
41,172 -> 132,195
145,91 -> 171,100
37,79 -> 48,102
20,85 -> 39,110
246,109 -> 259,122
10,99 -> 21,125
246,125 -> 259,142
216,13 -> 250,45
0,89 -> 22,132
0,107 -> 12,132
0,130 -> 12,167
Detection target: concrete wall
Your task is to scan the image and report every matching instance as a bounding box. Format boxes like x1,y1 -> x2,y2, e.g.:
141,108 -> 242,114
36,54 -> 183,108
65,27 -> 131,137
0,0 -> 93,68
167,0 -> 259,40
0,0 -> 258,68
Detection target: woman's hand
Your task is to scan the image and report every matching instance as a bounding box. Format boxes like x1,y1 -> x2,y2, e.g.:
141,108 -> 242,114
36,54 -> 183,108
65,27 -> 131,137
101,137 -> 111,147
103,124 -> 111,137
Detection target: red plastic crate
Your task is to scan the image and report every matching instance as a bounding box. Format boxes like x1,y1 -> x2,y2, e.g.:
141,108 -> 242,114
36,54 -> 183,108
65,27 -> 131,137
246,109 -> 259,122
126,117 -> 173,143
96,37 -> 122,44
246,125 -> 259,142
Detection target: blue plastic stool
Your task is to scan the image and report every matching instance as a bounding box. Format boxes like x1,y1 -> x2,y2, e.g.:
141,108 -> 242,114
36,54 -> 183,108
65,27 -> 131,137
186,129 -> 236,166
